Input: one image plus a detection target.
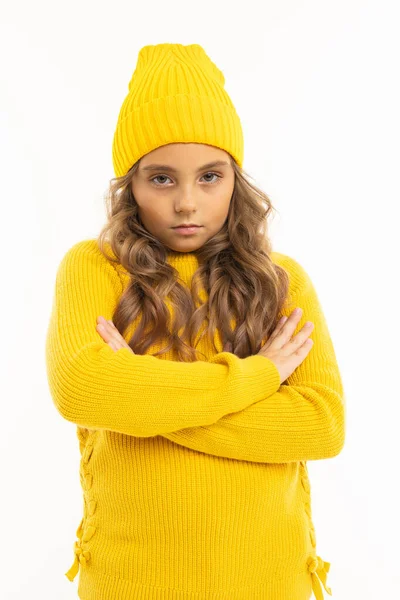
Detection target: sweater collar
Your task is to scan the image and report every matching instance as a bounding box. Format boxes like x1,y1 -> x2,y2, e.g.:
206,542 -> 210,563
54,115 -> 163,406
166,250 -> 201,287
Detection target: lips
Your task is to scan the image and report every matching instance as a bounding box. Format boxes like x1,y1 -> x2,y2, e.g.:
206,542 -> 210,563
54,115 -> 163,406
172,225 -> 203,235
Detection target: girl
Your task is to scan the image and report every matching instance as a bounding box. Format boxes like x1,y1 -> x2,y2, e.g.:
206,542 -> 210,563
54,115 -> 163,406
45,42 -> 345,600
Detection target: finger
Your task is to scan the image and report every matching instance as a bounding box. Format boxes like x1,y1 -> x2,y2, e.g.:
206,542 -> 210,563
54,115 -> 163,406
97,326 -> 114,350
97,321 -> 122,344
105,320 -> 125,343
294,336 -> 314,356
96,323 -> 121,349
269,315 -> 288,340
283,322 -> 314,354
97,321 -> 135,354
96,323 -> 110,338
97,316 -> 117,331
107,339 -> 120,352
268,308 -> 303,347
98,325 -> 123,352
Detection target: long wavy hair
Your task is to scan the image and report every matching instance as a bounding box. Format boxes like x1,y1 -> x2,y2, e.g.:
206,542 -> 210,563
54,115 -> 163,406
97,153 -> 291,362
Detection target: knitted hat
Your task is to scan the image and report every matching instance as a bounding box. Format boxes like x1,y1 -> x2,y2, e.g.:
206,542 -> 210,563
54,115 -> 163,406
112,43 -> 244,178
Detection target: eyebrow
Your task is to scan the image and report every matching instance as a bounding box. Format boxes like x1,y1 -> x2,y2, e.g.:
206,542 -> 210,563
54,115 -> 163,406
141,160 -> 230,173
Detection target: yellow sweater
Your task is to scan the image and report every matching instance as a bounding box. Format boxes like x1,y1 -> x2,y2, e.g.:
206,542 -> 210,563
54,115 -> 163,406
45,238 -> 345,600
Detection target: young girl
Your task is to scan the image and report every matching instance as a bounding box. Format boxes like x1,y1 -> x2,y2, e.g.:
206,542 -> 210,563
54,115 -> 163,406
45,42 -> 345,600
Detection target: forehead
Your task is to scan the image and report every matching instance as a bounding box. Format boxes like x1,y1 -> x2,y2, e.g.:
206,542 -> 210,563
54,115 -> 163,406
140,160 -> 231,173
139,143 -> 232,172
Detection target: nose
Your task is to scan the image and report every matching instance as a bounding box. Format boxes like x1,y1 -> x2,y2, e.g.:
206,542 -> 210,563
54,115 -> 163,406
174,188 -> 198,213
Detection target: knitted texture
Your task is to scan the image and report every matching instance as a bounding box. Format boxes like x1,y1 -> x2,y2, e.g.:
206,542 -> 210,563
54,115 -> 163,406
45,239 -> 345,599
112,43 -> 244,178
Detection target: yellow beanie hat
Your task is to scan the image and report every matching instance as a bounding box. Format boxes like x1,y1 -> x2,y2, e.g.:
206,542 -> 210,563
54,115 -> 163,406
112,43 -> 244,178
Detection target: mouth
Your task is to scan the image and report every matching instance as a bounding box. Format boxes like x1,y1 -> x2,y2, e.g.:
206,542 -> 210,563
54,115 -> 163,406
172,225 -> 203,235
172,224 -> 202,228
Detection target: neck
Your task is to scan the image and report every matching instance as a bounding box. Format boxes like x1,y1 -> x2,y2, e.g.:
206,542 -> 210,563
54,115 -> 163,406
166,248 -> 200,261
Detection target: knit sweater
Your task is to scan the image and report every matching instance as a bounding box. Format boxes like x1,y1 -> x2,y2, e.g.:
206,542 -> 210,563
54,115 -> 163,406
45,238 -> 345,600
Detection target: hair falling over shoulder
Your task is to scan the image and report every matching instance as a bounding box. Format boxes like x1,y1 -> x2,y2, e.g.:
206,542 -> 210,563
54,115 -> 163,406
97,156 -> 290,362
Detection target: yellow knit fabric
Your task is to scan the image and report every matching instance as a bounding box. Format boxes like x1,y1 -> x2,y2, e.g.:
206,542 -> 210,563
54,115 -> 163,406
45,239 -> 345,599
111,43 -> 244,178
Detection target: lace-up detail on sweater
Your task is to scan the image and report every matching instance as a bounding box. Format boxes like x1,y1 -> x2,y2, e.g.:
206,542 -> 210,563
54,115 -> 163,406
65,428 -> 98,582
301,461 -> 333,599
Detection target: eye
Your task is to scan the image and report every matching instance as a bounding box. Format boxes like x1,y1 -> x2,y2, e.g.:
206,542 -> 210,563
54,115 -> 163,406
150,174 -> 172,186
202,172 -> 222,184
150,172 -> 222,186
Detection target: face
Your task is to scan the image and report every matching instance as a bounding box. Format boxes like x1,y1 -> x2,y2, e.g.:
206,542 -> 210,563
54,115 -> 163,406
130,143 -> 235,253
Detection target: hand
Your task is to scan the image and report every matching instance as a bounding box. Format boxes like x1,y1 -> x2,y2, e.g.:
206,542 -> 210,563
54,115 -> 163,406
257,307 -> 314,384
96,316 -> 135,354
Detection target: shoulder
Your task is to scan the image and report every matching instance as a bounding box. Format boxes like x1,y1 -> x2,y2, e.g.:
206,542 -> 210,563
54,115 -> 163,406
57,238 -> 100,271
59,238 -> 119,264
56,238 -> 122,290
270,250 -> 314,299
61,237 -> 107,259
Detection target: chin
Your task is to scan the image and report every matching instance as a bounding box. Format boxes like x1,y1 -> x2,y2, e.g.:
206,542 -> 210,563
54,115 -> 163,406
165,239 -> 203,252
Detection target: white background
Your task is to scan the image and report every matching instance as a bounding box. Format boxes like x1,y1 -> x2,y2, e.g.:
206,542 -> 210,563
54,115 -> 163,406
1,1 -> 399,598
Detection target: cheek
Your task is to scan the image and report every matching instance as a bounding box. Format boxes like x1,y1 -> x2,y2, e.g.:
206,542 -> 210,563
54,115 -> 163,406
141,204 -> 170,228
211,196 -> 231,220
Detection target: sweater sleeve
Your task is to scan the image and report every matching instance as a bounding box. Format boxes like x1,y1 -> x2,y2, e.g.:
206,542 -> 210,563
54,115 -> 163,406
45,239 -> 281,437
162,256 -> 346,463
